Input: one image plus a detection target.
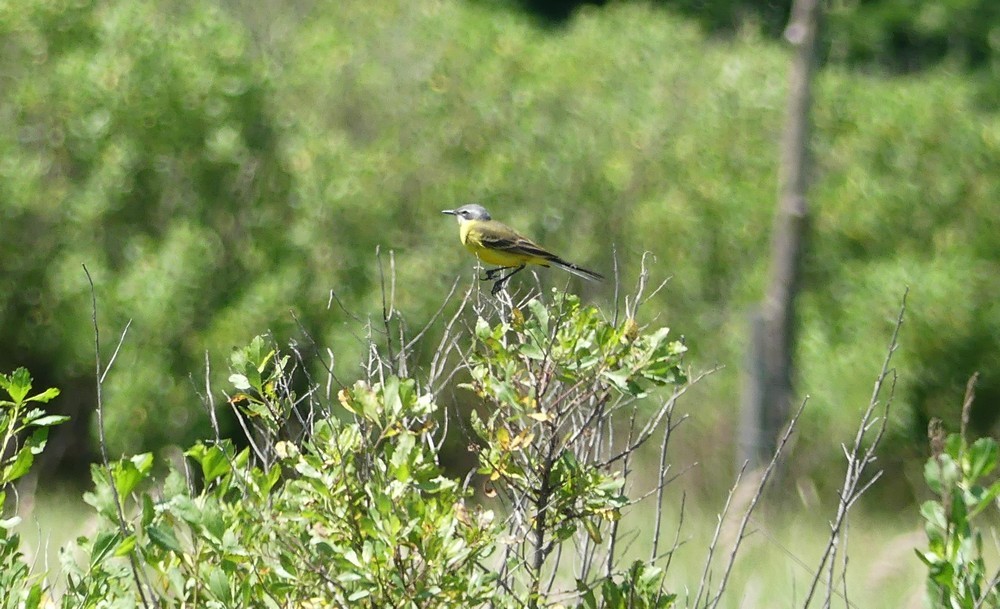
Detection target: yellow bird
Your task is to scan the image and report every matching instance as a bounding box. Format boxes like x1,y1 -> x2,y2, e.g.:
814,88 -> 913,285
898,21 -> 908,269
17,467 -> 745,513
442,204 -> 603,295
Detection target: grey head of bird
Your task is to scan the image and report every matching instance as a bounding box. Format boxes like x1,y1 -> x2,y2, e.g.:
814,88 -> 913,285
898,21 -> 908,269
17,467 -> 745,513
441,203 -> 492,223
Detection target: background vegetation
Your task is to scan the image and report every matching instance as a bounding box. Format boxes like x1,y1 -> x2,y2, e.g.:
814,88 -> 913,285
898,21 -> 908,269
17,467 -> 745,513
1,1 -> 998,599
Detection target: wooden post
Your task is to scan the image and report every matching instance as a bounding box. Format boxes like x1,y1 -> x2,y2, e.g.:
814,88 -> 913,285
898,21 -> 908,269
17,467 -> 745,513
739,0 -> 821,470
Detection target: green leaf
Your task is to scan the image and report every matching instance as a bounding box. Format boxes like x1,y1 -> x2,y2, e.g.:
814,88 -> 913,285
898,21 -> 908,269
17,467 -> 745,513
929,560 -> 956,586
924,454 -> 959,495
256,463 -> 283,495
90,531 -> 121,568
114,534 -> 137,557
474,317 -> 491,340
28,414 -> 70,427
200,445 -> 232,482
229,373 -> 251,390
602,369 -> 632,394
147,524 -> 183,554
944,433 -> 963,460
0,516 -> 22,529
141,493 -> 155,527
920,501 -> 948,547
469,409 -> 486,440
26,387 -> 60,404
384,375 -> 402,417
601,575 -> 625,609
968,480 -> 1000,518
207,565 -> 232,603
26,427 -> 50,455
519,341 -> 545,360
914,548 -> 940,568
25,583 -> 43,609
526,298 -> 549,333
355,382 -> 383,424
257,348 -> 277,375
2,447 -> 34,484
112,453 -> 154,500
2,368 -> 33,404
966,437 -> 998,481
947,485 -> 968,522
577,579 -> 598,609
294,455 -> 324,480
583,518 -> 603,544
920,500 -> 948,538
171,495 -> 203,526
390,433 -> 414,482
418,475 -> 456,493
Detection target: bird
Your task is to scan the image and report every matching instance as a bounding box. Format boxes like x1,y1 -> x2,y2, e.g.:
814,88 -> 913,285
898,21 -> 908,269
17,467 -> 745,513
441,203 -> 603,295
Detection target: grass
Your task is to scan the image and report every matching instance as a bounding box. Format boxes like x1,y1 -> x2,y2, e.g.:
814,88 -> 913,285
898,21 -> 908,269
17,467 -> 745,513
646,503 -> 926,608
15,487 -> 93,595
14,481 -> 929,607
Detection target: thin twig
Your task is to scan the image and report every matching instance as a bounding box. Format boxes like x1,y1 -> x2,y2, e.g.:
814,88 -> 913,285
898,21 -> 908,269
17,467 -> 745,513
99,319 -> 132,385
376,245 -> 396,369
972,567 -> 1000,609
659,491 -> 686,574
205,350 -> 220,442
606,408 -> 638,577
612,243 -> 621,327
744,519 -> 861,609
693,462 -> 748,609
706,395 -> 809,609
801,287 -> 907,608
651,406 -> 676,561
290,309 -> 344,392
83,264 -> 154,609
960,371 -> 978,449
600,367 -> 719,467
404,275 -> 461,355
326,288 -> 365,325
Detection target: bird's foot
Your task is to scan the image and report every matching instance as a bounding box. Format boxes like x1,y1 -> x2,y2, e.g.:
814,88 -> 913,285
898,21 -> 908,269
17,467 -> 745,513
486,265 -> 526,296
480,267 -> 509,281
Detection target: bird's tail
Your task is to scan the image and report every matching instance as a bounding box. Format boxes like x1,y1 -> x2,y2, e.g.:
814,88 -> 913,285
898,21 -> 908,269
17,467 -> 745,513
551,257 -> 603,282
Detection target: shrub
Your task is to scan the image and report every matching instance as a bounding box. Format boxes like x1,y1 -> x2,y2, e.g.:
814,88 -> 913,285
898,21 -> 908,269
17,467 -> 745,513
49,288 -> 689,607
0,369 -> 66,609
918,375 -> 1000,608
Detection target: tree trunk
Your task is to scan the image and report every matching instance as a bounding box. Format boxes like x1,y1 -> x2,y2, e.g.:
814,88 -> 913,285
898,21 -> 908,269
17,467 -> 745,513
739,0 -> 821,470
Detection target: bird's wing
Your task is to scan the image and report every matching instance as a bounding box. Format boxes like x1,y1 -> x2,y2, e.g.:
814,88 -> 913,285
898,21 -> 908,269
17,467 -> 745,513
475,221 -> 556,260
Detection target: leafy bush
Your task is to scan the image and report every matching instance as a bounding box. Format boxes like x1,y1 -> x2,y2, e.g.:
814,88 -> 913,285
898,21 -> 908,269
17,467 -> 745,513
463,291 -> 685,606
2,289 -> 982,607
918,379 -> 1000,608
2,0 -> 999,506
62,380 -> 499,607
0,369 -> 66,609
34,290 -> 687,607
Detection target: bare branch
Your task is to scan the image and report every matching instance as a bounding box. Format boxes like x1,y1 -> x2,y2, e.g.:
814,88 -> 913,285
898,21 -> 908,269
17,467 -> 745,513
100,319 -> 132,385
82,264 -> 155,609
801,287 -> 907,608
693,462 -> 748,609
706,395 -> 809,609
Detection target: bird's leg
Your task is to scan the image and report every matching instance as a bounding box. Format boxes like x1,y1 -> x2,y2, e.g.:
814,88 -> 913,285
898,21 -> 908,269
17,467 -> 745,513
490,264 -> 526,296
481,266 -> 516,281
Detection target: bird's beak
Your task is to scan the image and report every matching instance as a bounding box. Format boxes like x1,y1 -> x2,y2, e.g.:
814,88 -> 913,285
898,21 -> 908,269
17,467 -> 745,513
441,209 -> 456,215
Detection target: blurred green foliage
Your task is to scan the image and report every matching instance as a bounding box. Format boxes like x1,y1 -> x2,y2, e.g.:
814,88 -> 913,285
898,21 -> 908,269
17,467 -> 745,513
514,0 -> 1000,74
1,0 -> 297,452
1,0 -> 998,504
